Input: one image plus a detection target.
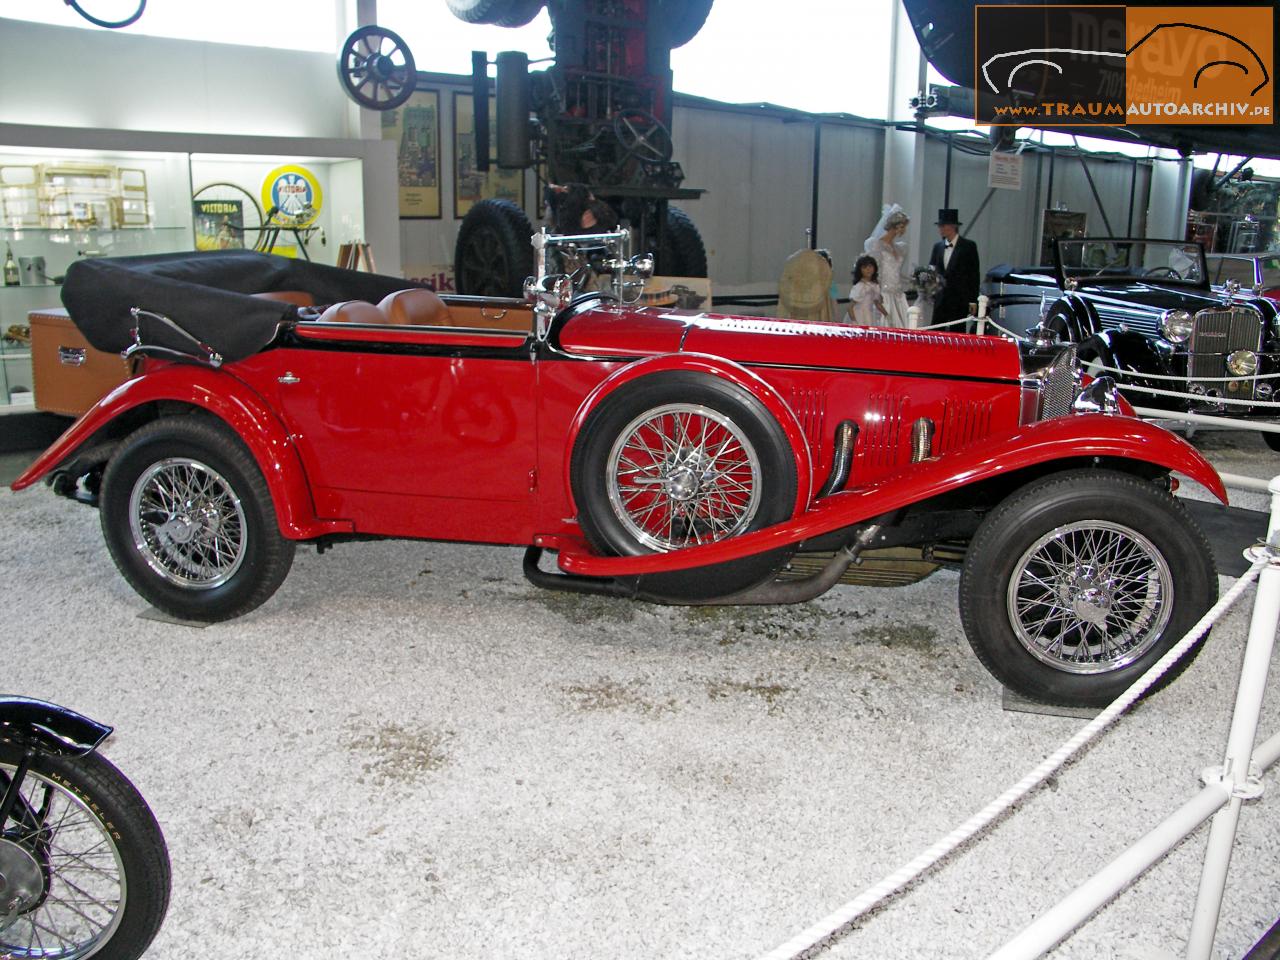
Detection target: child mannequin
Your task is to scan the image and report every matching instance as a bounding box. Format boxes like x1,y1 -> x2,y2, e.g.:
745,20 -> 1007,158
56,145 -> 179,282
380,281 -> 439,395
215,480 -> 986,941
847,254 -> 888,326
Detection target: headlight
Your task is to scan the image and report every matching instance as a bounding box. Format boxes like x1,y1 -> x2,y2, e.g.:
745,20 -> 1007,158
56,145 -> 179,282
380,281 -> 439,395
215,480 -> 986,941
1161,309 -> 1194,343
1227,349 -> 1259,376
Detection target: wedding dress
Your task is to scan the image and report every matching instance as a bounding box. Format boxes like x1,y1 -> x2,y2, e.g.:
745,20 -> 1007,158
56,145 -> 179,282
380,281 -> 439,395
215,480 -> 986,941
863,203 -> 912,328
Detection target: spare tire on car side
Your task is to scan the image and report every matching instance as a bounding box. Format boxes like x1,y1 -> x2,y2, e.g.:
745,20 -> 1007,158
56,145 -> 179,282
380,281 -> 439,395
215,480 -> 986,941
570,370 -> 797,600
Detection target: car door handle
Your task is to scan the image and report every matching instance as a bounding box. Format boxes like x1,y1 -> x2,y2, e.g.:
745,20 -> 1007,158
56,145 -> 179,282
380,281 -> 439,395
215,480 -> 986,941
278,372 -> 300,384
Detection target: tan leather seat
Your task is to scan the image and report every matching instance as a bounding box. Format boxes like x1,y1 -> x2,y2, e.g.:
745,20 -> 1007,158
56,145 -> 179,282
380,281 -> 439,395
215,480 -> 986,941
252,290 -> 316,307
315,300 -> 384,324
378,288 -> 454,326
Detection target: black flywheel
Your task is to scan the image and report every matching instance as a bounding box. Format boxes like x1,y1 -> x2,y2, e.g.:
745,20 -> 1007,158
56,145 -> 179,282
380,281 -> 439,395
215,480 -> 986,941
337,25 -> 417,111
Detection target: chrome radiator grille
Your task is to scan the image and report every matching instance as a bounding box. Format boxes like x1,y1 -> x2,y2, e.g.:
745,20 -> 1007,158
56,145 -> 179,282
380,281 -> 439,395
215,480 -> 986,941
1188,307 -> 1261,400
1041,344 -> 1077,420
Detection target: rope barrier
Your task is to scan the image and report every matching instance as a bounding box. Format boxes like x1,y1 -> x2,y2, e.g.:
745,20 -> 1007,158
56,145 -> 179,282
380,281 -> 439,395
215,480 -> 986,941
1086,362 -> 1280,384
1107,380 -> 1280,409
756,562 -> 1266,960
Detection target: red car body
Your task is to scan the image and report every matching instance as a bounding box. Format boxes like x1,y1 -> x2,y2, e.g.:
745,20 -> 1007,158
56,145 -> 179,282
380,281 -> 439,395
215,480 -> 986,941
13,240 -> 1226,708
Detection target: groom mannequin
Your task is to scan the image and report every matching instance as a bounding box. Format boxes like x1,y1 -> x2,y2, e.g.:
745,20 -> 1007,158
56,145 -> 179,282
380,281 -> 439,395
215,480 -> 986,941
928,209 -> 980,329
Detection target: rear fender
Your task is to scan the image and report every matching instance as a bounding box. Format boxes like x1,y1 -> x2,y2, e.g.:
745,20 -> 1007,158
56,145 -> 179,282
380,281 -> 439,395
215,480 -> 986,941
11,366 -> 352,540
0,697 -> 110,758
548,413 -> 1226,577
562,352 -> 815,511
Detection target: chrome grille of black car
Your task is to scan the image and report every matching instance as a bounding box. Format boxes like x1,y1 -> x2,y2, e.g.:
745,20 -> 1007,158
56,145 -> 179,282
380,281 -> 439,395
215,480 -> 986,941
1041,344 -> 1077,420
1188,307 -> 1261,401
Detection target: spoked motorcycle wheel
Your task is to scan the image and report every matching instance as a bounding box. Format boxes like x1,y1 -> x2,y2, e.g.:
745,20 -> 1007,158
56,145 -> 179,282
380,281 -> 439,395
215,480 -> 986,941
0,747 -> 170,960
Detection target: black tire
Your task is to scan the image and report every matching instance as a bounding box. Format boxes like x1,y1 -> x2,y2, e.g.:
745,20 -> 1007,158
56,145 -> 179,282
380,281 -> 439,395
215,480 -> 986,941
446,0 -> 542,25
958,469 -> 1217,708
1261,431 -> 1280,453
0,746 -> 170,960
655,0 -> 714,47
570,371 -> 797,600
99,416 -> 296,622
658,205 -> 707,278
455,198 -> 535,298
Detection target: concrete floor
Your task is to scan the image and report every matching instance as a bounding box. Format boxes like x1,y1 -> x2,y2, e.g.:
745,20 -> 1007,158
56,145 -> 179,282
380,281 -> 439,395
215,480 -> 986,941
4,429 -> 1280,960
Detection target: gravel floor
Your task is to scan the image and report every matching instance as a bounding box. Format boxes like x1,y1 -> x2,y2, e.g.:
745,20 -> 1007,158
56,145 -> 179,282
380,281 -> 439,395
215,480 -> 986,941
3,430 -> 1280,960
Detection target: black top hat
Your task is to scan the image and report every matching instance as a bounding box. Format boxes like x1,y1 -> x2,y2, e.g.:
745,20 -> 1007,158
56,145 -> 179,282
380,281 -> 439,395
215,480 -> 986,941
935,208 -> 962,225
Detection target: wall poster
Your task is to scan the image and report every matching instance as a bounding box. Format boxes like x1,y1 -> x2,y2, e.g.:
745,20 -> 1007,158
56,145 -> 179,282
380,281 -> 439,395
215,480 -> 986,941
383,90 -> 442,219
453,91 -> 525,218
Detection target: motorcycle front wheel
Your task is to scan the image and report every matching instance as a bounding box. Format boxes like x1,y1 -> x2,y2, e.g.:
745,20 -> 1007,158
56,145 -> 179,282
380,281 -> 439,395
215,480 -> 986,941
0,746 -> 170,960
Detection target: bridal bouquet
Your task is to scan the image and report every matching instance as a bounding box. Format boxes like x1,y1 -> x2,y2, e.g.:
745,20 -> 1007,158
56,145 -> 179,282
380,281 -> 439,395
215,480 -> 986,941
911,265 -> 944,302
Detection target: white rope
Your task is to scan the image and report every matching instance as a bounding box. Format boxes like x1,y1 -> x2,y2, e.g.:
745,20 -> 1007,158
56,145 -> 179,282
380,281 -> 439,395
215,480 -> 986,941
916,317 -> 1025,339
1110,380 -> 1280,409
755,563 -> 1265,960
1133,408 -> 1280,435
1087,362 -> 1280,384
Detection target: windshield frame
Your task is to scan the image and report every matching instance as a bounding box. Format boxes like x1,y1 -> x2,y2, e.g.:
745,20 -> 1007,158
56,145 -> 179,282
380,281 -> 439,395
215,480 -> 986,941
1052,237 -> 1209,291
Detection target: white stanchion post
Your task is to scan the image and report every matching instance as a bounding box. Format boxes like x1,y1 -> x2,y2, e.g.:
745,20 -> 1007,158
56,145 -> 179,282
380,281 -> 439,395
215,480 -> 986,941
1185,474 -> 1280,960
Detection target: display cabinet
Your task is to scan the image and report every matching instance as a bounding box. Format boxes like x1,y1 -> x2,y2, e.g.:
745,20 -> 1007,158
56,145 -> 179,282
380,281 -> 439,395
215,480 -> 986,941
0,147 -> 193,409
0,145 -> 368,411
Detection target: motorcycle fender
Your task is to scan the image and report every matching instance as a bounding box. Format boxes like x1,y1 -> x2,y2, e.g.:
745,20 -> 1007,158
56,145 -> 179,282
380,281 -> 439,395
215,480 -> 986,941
562,352 -> 815,511
549,413 -> 1226,577
0,697 -> 111,758
10,367 -> 353,540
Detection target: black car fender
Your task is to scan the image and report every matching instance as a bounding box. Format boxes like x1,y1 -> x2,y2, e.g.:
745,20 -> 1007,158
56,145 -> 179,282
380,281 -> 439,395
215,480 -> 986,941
1042,292 -> 1098,342
1085,328 -> 1174,377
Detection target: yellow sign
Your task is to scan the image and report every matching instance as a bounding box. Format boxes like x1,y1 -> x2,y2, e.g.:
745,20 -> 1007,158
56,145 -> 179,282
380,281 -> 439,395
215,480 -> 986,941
261,164 -> 323,228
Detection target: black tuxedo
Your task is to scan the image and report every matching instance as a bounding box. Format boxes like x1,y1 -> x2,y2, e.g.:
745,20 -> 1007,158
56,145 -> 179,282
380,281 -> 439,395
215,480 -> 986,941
929,235 -> 980,326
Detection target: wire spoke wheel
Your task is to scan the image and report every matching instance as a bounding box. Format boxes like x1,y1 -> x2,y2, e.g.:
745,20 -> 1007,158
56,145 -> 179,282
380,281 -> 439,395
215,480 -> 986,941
0,767 -> 126,959
1007,520 -> 1173,675
606,403 -> 762,551
128,458 -> 247,590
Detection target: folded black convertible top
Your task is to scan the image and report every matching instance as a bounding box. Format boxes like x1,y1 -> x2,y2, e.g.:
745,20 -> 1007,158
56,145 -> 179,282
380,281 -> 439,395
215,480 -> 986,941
61,250 -> 434,362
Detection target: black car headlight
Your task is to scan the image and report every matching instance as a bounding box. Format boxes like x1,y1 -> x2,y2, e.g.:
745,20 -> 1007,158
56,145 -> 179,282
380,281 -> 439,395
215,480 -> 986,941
1227,349 -> 1259,376
1160,309 -> 1193,343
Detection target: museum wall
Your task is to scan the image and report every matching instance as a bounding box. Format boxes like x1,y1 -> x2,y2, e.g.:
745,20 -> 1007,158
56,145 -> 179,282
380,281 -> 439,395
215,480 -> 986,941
918,138 -> 1156,273
0,14 -> 1168,294
0,17 -> 355,140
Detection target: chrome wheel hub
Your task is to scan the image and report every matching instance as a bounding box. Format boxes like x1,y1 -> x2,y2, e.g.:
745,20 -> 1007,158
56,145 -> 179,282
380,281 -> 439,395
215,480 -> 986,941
607,403 -> 763,552
1063,564 -> 1113,625
1008,521 -> 1173,674
129,457 -> 248,589
0,838 -> 44,922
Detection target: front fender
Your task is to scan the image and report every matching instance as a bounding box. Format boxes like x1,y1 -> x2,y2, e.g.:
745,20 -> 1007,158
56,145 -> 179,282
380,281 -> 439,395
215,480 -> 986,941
0,697 -> 111,758
11,366 -> 352,540
562,352 -> 815,512
1046,293 -> 1098,342
548,414 -> 1226,577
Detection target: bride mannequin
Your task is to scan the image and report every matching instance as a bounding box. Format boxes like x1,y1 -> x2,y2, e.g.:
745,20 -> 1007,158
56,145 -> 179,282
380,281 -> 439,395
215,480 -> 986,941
863,204 -> 911,328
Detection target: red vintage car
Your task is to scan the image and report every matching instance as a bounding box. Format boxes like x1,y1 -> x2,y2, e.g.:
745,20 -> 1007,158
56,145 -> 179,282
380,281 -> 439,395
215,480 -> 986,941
14,230 -> 1226,708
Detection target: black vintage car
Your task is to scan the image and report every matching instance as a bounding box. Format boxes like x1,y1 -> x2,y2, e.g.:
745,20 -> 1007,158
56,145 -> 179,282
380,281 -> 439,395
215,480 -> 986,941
1040,238 -> 1280,450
